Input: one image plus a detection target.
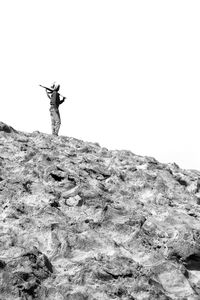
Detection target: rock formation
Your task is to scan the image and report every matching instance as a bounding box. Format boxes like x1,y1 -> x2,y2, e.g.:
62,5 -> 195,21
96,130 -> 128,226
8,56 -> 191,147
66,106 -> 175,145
0,121 -> 200,299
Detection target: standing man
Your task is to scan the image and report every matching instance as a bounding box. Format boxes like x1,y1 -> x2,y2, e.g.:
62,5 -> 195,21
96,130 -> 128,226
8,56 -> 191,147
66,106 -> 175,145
45,82 -> 66,136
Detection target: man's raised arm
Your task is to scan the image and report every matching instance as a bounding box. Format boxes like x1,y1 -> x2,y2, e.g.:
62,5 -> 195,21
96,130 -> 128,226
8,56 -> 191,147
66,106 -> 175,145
46,89 -> 52,99
59,96 -> 66,105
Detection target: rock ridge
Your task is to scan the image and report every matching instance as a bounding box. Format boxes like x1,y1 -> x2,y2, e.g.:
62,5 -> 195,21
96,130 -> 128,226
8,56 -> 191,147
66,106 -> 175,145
0,122 -> 200,299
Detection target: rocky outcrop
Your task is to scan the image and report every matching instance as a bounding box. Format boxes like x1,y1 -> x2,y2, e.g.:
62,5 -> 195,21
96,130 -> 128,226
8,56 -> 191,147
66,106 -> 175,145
0,121 -> 200,299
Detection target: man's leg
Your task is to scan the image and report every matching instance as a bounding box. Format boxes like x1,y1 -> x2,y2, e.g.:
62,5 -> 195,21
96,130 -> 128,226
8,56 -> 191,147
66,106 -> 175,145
54,122 -> 60,136
50,110 -> 55,135
54,110 -> 61,136
52,110 -> 61,136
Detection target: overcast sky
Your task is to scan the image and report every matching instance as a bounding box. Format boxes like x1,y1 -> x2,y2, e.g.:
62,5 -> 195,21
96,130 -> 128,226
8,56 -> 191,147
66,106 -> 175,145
0,0 -> 200,170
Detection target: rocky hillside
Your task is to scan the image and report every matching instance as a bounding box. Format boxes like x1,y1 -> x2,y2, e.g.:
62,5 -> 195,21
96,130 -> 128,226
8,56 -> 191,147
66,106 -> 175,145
0,122 -> 200,300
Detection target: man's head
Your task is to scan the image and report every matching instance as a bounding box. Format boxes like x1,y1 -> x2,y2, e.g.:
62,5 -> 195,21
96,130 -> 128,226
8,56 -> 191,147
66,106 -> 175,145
51,82 -> 60,91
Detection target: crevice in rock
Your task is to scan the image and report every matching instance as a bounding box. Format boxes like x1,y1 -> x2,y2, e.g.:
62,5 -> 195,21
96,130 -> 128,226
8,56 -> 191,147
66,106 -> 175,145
18,280 -> 40,299
176,178 -> 188,187
56,166 -> 64,172
97,269 -> 134,281
50,173 -> 65,181
49,199 -> 60,208
22,180 -> 32,193
119,173 -> 126,181
67,175 -> 77,185
114,287 -> 127,297
184,253 -> 200,271
0,259 -> 6,269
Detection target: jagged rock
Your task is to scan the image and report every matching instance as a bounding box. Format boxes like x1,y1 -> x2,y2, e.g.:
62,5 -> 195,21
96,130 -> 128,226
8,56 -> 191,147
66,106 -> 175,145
0,121 -> 17,133
0,247 -> 53,299
1,122 -> 200,299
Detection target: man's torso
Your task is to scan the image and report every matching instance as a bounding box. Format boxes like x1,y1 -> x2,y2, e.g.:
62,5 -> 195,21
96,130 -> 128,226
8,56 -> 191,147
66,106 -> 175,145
50,91 -> 60,110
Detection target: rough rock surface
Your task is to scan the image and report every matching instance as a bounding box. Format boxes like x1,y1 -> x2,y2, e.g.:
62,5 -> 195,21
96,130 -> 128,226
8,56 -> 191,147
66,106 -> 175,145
0,122 -> 200,299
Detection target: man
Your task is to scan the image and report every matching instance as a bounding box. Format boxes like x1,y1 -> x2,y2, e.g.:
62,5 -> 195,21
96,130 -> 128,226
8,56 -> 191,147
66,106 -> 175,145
45,82 -> 66,136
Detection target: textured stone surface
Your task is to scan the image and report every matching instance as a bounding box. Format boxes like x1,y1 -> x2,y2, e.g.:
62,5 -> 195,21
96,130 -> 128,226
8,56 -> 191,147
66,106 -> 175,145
0,121 -> 200,299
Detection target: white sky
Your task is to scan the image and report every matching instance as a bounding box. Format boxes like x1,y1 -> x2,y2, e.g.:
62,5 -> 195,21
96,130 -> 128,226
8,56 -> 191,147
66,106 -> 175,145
0,0 -> 200,170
